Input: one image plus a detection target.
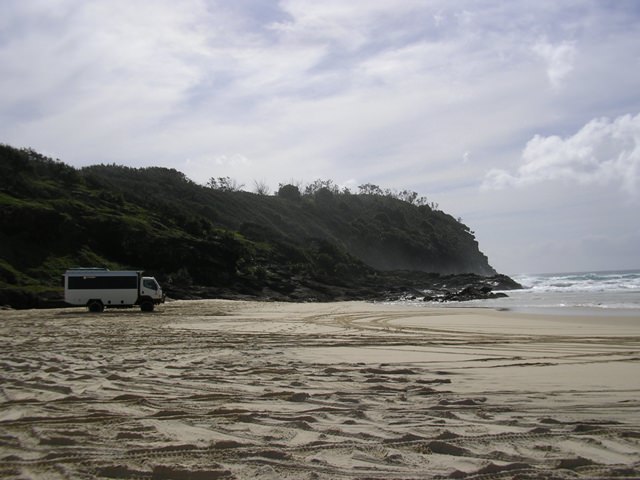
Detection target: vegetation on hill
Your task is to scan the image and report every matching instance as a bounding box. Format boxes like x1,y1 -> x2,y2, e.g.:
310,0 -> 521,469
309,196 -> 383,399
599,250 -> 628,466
0,144 -> 518,308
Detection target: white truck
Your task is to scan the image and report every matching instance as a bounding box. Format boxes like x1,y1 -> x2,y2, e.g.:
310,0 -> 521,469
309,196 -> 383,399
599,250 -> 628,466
63,268 -> 165,312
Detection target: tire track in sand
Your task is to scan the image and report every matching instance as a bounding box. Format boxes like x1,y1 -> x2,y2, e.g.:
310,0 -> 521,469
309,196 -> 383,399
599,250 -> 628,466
1,300 -> 639,479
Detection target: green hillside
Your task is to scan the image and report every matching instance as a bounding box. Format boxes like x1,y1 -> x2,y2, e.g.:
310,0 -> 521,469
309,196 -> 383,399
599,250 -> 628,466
0,144 -> 517,308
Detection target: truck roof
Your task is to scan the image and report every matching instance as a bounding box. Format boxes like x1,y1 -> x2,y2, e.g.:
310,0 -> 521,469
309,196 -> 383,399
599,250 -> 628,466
65,267 -> 109,272
64,268 -> 143,276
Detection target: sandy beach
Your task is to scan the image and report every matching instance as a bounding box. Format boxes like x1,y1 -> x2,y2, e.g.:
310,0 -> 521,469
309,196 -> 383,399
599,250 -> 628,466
1,300 -> 639,479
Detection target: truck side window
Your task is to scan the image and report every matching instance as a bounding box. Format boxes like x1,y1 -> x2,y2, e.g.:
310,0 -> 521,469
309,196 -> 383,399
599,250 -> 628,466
143,279 -> 157,290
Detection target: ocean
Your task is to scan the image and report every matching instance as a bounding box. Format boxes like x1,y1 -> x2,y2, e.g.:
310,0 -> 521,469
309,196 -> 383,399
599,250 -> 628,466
419,269 -> 640,315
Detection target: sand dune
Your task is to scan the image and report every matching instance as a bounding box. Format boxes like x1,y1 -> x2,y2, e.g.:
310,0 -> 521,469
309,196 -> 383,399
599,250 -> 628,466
1,300 -> 639,479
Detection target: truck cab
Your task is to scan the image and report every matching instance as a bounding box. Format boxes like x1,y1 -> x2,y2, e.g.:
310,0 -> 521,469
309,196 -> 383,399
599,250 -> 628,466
141,276 -> 162,299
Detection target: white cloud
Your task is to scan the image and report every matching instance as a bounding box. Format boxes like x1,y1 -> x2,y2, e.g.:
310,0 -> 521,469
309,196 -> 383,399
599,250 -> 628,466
483,113 -> 640,197
271,0 -> 427,50
0,0 -> 213,162
532,39 -> 576,89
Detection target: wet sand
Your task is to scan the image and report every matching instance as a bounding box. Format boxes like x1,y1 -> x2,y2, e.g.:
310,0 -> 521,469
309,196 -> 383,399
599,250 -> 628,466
1,300 -> 639,479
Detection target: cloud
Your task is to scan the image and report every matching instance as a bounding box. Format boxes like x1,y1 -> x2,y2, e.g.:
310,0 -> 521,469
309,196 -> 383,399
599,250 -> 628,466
0,0 -> 212,160
483,113 -> 640,197
3,2 -> 640,193
532,39 -> 576,89
271,0 -> 429,50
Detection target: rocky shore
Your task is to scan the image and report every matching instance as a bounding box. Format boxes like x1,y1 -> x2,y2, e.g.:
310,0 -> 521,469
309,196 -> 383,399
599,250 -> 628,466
164,271 -> 521,304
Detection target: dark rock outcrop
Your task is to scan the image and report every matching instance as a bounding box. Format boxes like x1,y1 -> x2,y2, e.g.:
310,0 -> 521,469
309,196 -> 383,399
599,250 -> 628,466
422,285 -> 509,302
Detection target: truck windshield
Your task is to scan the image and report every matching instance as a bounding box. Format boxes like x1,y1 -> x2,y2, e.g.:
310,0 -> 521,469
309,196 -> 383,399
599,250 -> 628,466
143,279 -> 157,290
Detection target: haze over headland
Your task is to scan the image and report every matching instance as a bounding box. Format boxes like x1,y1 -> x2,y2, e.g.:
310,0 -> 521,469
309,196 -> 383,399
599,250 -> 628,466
1,1 -> 640,274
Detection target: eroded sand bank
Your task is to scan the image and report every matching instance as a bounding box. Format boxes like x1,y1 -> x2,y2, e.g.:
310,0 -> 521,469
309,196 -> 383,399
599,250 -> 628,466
1,300 -> 639,479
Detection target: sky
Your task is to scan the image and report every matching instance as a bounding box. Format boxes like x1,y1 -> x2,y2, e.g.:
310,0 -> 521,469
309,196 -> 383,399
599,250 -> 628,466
1,0 -> 640,274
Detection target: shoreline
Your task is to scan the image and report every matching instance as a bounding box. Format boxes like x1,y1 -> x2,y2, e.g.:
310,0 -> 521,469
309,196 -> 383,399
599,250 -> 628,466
1,300 -> 639,479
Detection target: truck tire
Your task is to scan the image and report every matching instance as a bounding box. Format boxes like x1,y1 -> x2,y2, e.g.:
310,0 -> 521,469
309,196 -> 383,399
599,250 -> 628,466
140,300 -> 154,312
88,300 -> 104,313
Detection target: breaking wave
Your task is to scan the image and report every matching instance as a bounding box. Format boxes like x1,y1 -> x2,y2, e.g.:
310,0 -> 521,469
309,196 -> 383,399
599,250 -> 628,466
512,270 -> 640,293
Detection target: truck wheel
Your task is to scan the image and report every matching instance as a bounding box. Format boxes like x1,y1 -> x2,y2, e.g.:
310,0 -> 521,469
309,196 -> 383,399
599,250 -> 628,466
140,301 -> 154,312
88,300 -> 104,313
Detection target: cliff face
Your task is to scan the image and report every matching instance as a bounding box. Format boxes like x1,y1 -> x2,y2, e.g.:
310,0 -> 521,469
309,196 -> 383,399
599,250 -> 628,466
0,144 -> 502,306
